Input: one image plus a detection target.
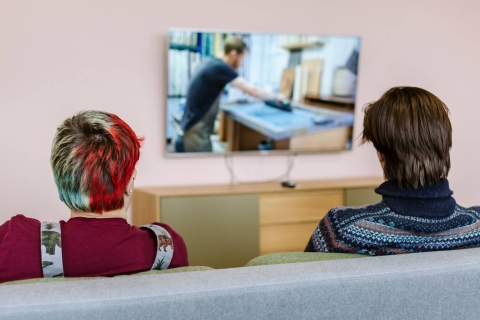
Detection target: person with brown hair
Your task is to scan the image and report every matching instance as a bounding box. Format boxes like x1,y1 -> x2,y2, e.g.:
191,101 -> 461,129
305,86 -> 480,255
178,36 -> 283,152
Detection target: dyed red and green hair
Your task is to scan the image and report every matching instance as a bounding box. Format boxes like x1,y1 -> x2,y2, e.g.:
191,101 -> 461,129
51,110 -> 143,213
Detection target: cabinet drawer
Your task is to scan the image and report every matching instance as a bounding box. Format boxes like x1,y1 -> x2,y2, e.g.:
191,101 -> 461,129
260,222 -> 319,255
259,190 -> 343,226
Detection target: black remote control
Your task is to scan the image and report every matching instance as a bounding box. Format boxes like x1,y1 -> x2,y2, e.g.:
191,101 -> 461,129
281,181 -> 296,188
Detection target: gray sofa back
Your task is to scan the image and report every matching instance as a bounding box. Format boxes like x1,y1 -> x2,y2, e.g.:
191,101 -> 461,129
2,248 -> 480,319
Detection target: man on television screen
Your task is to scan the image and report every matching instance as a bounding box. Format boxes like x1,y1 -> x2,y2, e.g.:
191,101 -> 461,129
178,36 -> 282,153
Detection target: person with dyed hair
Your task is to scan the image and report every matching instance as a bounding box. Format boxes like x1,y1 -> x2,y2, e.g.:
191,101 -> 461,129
0,111 -> 188,283
306,86 -> 480,255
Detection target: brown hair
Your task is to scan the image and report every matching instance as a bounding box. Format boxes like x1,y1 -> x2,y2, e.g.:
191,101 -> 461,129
224,36 -> 247,55
361,87 -> 452,189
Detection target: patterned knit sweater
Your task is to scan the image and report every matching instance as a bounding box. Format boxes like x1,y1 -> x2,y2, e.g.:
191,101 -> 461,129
305,179 -> 480,255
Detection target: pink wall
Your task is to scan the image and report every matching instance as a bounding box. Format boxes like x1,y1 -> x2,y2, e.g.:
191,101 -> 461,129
1,0 -> 480,223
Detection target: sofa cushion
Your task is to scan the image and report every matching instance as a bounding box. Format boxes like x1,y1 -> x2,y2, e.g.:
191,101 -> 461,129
245,252 -> 368,266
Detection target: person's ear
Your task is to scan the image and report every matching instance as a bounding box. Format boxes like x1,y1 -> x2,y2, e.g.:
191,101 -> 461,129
123,169 -> 137,210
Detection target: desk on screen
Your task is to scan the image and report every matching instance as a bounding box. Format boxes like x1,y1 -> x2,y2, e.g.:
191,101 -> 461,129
220,103 -> 354,151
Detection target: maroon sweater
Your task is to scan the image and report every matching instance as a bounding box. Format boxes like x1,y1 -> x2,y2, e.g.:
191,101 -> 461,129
0,215 -> 189,284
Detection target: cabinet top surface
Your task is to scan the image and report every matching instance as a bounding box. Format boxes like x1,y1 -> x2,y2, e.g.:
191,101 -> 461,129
135,177 -> 384,198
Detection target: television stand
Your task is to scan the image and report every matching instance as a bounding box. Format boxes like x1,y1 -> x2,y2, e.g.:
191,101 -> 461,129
132,177 -> 383,269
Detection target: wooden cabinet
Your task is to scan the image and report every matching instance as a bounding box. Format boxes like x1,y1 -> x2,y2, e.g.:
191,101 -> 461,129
132,177 -> 383,268
260,222 -> 320,255
260,190 -> 343,225
161,195 -> 259,269
259,190 -> 343,255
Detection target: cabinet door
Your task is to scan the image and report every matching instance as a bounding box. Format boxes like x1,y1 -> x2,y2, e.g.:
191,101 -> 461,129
259,190 -> 343,255
161,194 -> 259,269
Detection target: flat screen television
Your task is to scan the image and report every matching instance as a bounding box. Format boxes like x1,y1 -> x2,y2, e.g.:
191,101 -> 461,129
166,29 -> 361,156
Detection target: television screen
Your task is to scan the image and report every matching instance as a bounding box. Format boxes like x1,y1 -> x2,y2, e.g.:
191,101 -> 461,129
166,29 -> 360,155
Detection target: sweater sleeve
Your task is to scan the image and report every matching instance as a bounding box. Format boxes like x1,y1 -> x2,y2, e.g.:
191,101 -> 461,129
153,222 -> 189,268
304,237 -> 317,252
304,219 -> 329,252
318,209 -> 358,253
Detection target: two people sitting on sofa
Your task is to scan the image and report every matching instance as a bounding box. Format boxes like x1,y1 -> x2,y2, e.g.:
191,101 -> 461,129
0,110 -> 188,284
3,86 -> 480,284
306,86 -> 480,255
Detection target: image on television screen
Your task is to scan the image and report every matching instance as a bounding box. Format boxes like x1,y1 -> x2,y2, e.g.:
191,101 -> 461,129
166,29 -> 360,155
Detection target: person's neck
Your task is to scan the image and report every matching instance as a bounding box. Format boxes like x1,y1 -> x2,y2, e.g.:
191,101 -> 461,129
70,208 -> 127,220
220,55 -> 233,68
375,179 -> 456,219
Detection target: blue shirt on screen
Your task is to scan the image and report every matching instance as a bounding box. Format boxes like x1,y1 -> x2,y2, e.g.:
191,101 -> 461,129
180,57 -> 238,132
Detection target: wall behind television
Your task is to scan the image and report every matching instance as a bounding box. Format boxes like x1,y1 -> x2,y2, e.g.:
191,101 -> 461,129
1,0 -> 479,223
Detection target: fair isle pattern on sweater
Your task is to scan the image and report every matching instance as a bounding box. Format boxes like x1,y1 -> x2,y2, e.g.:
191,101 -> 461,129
306,180 -> 480,255
307,203 -> 480,255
